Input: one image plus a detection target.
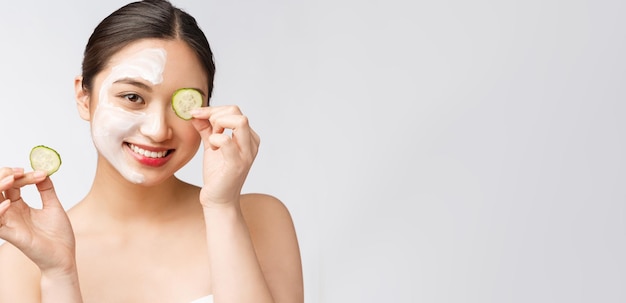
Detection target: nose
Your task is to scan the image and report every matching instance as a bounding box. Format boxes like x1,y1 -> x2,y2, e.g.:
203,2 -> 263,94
139,108 -> 172,142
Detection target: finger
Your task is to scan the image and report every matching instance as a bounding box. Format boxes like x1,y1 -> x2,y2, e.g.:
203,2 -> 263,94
0,199 -> 9,216
0,199 -> 10,229
11,167 -> 25,179
189,106 -> 212,119
11,171 -> 47,189
190,105 -> 252,152
190,118 -> 215,150
192,106 -> 245,135
251,128 -> 261,146
1,171 -> 16,202
35,177 -> 62,210
0,167 -> 15,187
212,115 -> 255,155
190,105 -> 242,120
0,172 -> 15,192
4,187 -> 21,202
208,106 -> 245,134
1,168 -> 16,202
0,199 -> 17,242
0,167 -> 14,176
208,133 -> 230,148
250,128 -> 261,155
5,171 -> 47,202
209,134 -> 241,164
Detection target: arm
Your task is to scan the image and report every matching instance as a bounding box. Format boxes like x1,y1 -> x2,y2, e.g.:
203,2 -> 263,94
0,243 -> 41,302
191,106 -> 303,303
40,266 -> 83,303
239,194 -> 304,303
202,199 -> 274,302
203,194 -> 303,303
0,167 -> 83,303
0,243 -> 83,303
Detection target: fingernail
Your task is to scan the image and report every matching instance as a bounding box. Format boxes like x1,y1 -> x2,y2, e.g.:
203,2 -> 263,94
33,171 -> 47,179
190,109 -> 200,116
12,167 -> 24,173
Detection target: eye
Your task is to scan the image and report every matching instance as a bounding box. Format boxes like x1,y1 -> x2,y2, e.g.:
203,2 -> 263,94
122,93 -> 144,104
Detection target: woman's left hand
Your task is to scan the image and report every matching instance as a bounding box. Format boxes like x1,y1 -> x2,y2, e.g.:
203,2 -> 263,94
190,105 -> 260,207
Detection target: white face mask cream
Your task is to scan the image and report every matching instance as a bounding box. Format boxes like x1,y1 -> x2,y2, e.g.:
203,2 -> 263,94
91,48 -> 167,184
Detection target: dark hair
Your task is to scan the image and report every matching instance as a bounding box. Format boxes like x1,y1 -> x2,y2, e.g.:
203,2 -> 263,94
81,0 -> 215,101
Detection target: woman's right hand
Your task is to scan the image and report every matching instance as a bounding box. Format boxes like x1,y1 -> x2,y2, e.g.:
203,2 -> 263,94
0,167 -> 77,276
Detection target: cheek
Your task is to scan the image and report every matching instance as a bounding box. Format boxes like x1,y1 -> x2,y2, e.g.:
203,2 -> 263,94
92,105 -> 144,143
179,123 -> 201,147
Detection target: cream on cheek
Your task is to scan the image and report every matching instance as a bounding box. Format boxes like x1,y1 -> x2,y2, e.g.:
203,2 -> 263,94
91,48 -> 167,184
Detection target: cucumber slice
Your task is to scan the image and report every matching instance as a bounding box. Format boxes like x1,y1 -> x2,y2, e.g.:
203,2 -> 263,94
172,88 -> 203,120
29,145 -> 62,176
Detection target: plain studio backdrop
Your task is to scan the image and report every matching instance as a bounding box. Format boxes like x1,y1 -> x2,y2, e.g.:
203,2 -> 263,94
1,0 -> 625,302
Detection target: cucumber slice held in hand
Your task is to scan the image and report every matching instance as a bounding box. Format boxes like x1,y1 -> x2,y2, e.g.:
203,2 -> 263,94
172,88 -> 203,120
29,145 -> 62,176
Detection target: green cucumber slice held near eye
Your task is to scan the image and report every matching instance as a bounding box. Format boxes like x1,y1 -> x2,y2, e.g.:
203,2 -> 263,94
29,145 -> 62,176
172,88 -> 203,120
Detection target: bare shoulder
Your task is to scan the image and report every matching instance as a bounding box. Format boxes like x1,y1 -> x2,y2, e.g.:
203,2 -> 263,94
240,193 -> 294,224
240,193 -> 304,302
239,193 -> 300,249
0,242 -> 41,301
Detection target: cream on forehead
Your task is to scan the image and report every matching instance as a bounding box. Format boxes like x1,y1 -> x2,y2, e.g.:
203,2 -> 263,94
115,48 -> 166,84
91,48 -> 168,184
100,48 -> 167,100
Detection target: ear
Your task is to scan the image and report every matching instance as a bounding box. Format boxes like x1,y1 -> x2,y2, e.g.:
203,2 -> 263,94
75,76 -> 91,121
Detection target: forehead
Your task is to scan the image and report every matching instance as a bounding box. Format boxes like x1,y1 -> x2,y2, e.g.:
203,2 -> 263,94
102,38 -> 209,90
108,39 -> 167,64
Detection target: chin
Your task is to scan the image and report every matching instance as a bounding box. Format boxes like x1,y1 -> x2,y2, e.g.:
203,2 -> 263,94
125,168 -> 179,187
120,170 -> 147,184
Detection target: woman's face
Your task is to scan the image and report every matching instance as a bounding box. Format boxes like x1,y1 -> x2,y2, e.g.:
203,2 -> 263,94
83,38 -> 208,185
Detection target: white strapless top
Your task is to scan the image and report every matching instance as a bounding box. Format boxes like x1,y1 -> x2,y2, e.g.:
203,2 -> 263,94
189,295 -> 213,303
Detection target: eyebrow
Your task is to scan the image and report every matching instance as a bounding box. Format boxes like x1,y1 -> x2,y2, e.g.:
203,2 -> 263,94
112,78 -> 153,91
112,78 -> 207,98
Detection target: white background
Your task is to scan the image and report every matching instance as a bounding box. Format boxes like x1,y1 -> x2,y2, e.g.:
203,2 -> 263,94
1,0 -> 625,302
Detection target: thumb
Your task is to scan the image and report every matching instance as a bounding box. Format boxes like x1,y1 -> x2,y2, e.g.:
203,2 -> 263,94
190,118 -> 214,148
36,177 -> 62,209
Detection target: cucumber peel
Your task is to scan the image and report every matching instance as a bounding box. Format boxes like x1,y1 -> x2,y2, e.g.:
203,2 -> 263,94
29,145 -> 62,176
172,88 -> 203,120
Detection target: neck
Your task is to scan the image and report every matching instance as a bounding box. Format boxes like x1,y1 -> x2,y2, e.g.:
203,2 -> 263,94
80,158 -> 192,224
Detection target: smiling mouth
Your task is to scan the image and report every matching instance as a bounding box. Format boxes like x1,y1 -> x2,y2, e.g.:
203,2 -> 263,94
127,143 -> 173,158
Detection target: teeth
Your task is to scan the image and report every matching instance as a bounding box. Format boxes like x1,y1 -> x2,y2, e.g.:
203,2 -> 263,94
128,144 -> 169,158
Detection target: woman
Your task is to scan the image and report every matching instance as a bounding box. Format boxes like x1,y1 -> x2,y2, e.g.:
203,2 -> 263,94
0,1 -> 303,302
